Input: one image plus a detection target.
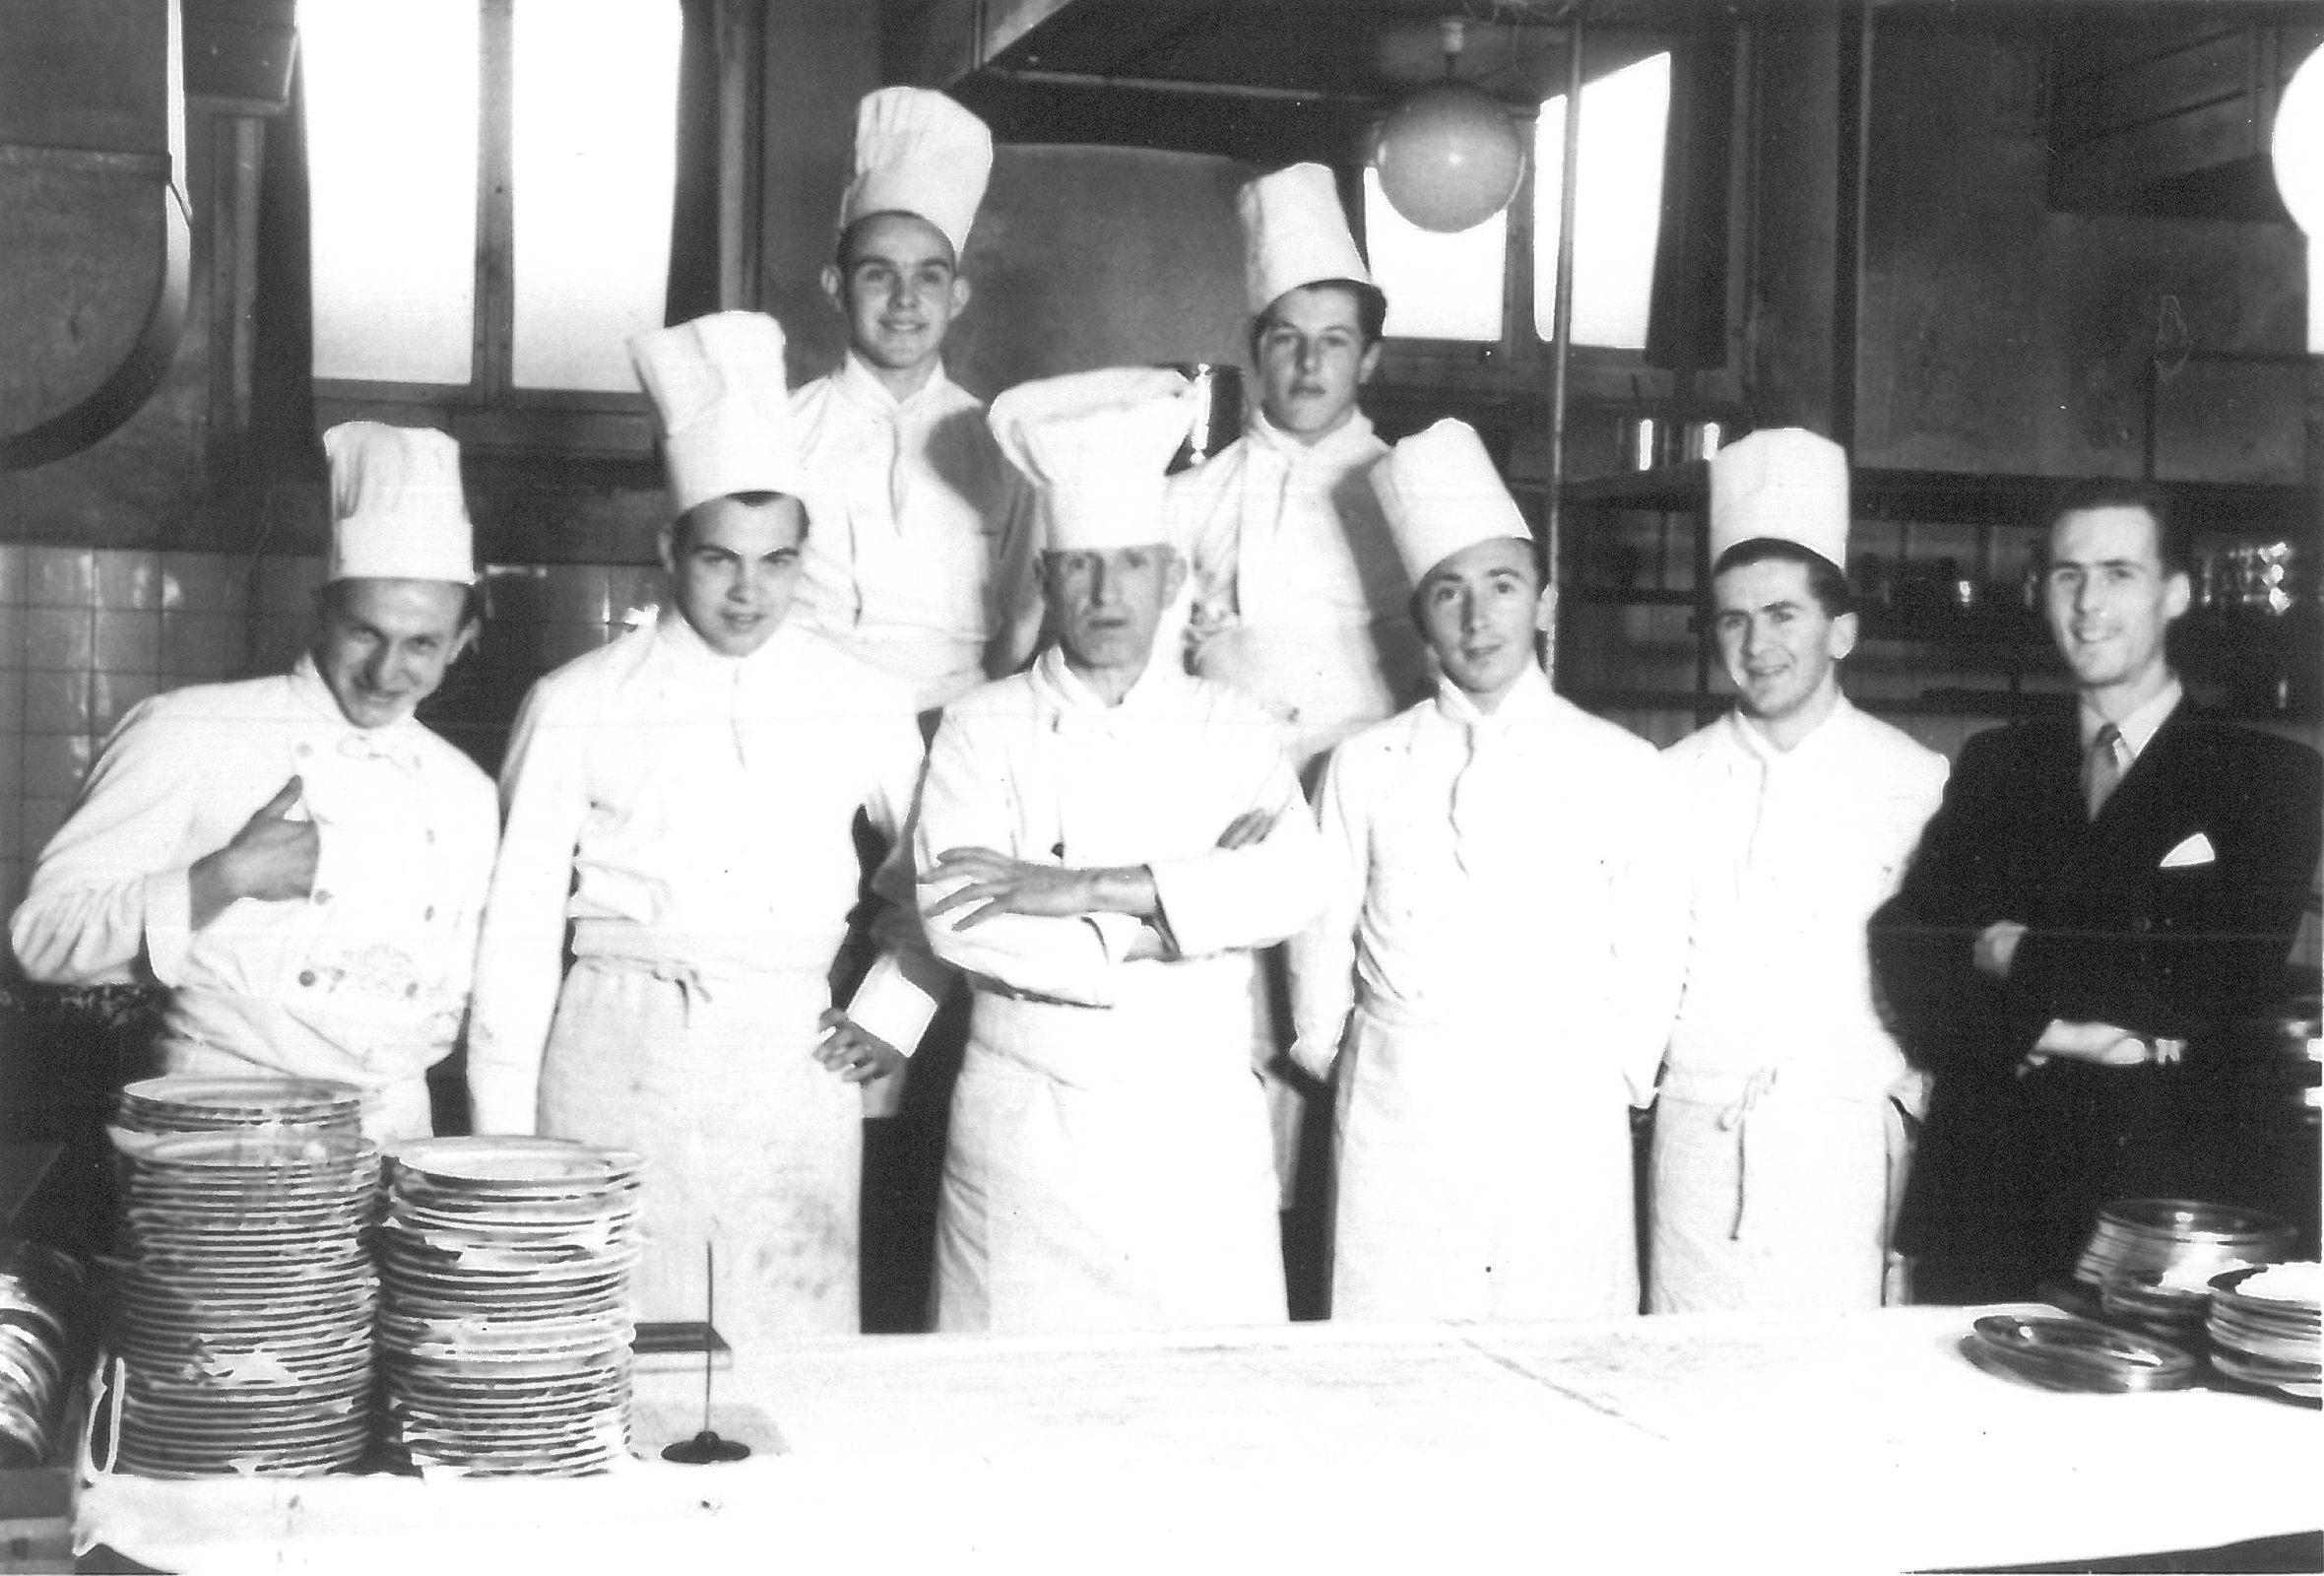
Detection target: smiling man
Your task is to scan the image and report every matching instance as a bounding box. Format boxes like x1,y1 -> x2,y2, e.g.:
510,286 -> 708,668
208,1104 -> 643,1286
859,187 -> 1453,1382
914,368 -> 1323,1335
1653,429 -> 1948,1315
467,311 -> 943,1347
789,88 -> 1034,716
1289,420 -> 1684,1321
11,423 -> 498,1142
1871,479 -> 2322,1302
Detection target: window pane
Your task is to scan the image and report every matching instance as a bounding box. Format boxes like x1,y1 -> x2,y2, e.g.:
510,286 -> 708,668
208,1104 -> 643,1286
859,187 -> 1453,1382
302,0 -> 480,385
1533,53 -> 1672,349
1362,168 -> 1508,343
511,0 -> 681,392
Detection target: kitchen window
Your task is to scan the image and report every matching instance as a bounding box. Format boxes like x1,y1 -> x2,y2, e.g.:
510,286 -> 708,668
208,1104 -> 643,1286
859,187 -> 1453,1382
299,0 -> 682,450
1364,50 -> 1673,352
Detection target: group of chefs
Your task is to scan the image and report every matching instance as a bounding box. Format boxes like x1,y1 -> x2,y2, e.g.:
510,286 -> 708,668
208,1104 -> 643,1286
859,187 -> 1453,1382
12,88 -> 2320,1347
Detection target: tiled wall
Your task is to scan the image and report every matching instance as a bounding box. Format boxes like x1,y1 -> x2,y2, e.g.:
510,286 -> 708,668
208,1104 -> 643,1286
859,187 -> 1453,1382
0,546 -> 662,935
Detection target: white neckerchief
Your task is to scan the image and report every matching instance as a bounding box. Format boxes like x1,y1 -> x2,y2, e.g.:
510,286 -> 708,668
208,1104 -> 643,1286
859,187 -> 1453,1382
1434,664 -> 1555,876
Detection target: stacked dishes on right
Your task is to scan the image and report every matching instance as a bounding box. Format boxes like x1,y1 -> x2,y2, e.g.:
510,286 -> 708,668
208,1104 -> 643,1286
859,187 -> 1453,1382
376,1138 -> 643,1477
2205,1261 -> 2322,1399
2079,1199 -> 2293,1336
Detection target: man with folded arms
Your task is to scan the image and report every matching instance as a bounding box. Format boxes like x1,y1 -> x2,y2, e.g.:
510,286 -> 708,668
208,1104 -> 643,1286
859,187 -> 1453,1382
1871,479 -> 2321,1302
917,367 -> 1323,1335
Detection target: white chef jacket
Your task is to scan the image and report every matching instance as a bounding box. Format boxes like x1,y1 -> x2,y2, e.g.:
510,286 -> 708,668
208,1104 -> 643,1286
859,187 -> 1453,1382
1289,666 -> 1686,1321
1659,697 -> 1949,1101
915,648 -> 1323,1333
1166,409 -> 1427,764
10,658 -> 498,1118
466,612 -> 944,1133
790,353 -> 1040,713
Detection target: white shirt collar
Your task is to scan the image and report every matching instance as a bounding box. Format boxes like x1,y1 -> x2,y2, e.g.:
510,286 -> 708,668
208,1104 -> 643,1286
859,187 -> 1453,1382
1725,690 -> 1860,768
1432,662 -> 1556,732
1242,405 -> 1377,465
834,350 -> 953,417
2080,676 -> 2182,761
288,653 -> 431,764
1031,643 -> 1184,716
652,606 -> 807,677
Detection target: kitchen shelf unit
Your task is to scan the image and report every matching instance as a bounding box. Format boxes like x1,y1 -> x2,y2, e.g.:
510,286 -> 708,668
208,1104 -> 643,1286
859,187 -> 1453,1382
1556,461 -> 2322,728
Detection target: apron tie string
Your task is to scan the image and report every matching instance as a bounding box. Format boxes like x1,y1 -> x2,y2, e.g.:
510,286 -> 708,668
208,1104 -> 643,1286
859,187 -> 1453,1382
1715,1066 -> 1779,1241
645,960 -> 714,1026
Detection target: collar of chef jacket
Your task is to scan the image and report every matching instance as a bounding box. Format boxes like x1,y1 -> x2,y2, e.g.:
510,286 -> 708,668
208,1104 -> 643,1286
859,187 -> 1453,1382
286,653 -> 430,771
1430,660 -> 1556,735
1721,690 -> 1877,773
830,348 -> 961,420
1239,403 -> 1379,467
1229,407 -> 1387,629
1027,642 -> 1190,732
2078,674 -> 2181,762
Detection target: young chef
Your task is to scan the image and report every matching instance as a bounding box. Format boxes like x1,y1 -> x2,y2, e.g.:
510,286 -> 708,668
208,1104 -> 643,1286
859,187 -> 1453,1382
466,310 -> 943,1346
11,424 -> 498,1142
1163,162 -> 1430,1231
790,86 -> 1035,716
1871,479 -> 2323,1303
915,367 -> 1324,1335
1651,428 -> 1949,1313
1289,419 -> 1683,1321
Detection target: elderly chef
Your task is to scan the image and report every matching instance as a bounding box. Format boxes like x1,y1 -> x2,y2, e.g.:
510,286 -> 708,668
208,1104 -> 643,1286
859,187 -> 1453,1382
1651,429 -> 1948,1314
791,86 -> 1035,714
915,367 -> 1324,1336
11,424 -> 498,1142
466,311 -> 943,1346
1288,420 -> 1684,1321
1166,163 -> 1430,1239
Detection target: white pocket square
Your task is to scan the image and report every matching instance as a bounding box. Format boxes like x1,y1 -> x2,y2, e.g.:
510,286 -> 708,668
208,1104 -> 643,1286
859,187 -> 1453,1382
2159,832 -> 2216,869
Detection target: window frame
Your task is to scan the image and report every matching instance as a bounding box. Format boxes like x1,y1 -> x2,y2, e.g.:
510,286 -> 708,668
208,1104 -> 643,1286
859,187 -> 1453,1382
307,0 -> 666,457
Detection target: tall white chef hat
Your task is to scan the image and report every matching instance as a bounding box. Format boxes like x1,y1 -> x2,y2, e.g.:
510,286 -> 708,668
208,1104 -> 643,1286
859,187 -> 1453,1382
1372,419 -> 1531,584
840,88 -> 994,261
989,367 -> 1198,554
323,423 -> 476,585
1240,163 -> 1375,317
1708,427 -> 1850,570
629,311 -> 803,517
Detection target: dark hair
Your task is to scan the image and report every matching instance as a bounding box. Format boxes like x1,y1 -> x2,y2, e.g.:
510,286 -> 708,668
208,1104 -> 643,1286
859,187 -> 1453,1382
1711,538 -> 1856,618
318,577 -> 486,628
671,491 -> 807,552
1403,535 -> 1545,627
834,212 -> 959,275
2045,478 -> 2189,575
1247,279 -> 1389,362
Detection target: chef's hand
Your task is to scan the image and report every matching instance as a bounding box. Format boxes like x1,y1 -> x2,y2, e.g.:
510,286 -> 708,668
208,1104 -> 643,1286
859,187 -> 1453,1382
1972,919 -> 2026,980
812,1010 -> 905,1084
2021,1018 -> 2185,1072
923,847 -> 1095,927
188,777 -> 320,929
1214,809 -> 1278,850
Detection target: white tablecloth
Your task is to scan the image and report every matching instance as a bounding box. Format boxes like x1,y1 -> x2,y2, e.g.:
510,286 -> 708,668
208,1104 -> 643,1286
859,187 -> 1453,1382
77,1307 -> 2322,1575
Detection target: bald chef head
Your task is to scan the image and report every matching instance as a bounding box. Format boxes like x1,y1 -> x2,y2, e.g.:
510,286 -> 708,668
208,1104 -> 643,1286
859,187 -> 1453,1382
11,424 -> 500,1142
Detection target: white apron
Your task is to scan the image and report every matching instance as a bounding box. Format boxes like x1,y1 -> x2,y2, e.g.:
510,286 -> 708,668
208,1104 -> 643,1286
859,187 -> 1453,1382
1333,1000 -> 1639,1322
536,948 -> 859,1350
935,964 -> 1286,1337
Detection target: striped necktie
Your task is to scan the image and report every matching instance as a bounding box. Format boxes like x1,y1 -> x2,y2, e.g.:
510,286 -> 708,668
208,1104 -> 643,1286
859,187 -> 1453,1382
2083,722 -> 2126,820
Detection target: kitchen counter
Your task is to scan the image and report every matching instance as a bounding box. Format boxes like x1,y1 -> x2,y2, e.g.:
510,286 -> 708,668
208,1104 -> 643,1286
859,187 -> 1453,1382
74,1306 -> 2321,1575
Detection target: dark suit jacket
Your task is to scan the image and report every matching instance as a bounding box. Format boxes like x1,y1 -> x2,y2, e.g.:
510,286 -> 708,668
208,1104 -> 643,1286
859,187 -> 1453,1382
1869,704 -> 2322,1280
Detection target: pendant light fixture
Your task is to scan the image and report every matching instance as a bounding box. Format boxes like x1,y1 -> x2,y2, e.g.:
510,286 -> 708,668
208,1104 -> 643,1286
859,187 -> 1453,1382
1372,17 -> 1527,233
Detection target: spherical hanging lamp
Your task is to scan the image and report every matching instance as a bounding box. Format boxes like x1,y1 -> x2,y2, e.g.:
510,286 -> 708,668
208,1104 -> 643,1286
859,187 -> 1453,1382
2272,41 -> 2324,353
1373,18 -> 1526,233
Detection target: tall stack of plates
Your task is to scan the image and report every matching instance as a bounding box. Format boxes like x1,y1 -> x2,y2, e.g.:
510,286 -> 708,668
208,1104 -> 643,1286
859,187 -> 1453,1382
377,1138 -> 642,1477
2206,1262 -> 2323,1399
109,1131 -> 380,1478
116,1076 -> 363,1138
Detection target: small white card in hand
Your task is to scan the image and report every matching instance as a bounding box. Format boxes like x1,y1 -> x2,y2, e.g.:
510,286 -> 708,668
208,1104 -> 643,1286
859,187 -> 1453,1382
2159,831 -> 2216,869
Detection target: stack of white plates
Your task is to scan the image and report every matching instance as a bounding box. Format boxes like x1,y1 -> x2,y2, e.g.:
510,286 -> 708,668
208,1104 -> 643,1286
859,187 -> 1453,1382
109,1131 -> 381,1478
2206,1261 -> 2323,1399
377,1138 -> 642,1477
1961,1313 -> 2199,1393
116,1076 -> 364,1138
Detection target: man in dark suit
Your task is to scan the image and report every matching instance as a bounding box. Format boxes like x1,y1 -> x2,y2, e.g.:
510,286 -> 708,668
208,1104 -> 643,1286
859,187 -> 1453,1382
1870,480 -> 2322,1303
